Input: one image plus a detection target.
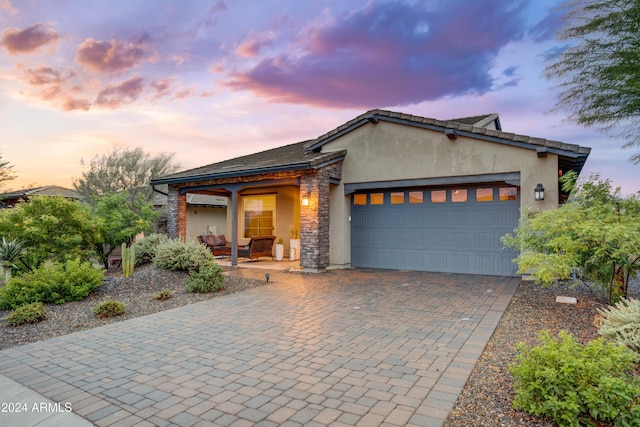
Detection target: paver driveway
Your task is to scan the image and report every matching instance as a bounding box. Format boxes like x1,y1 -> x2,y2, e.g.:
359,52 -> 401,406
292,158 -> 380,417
0,269 -> 518,427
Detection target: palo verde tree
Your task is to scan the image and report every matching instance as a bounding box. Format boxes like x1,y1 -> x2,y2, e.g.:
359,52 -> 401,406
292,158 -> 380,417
503,173 -> 640,304
73,146 -> 179,208
545,0 -> 640,163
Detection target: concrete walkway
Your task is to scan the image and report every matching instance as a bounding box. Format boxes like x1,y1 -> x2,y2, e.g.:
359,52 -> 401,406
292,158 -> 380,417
0,269 -> 519,426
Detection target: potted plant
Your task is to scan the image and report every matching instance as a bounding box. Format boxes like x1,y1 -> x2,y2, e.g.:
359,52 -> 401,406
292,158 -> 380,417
289,225 -> 300,261
275,237 -> 284,261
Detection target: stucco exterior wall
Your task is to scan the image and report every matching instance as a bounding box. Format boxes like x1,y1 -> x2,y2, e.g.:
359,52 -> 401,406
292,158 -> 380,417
186,206 -> 227,240
324,121 -> 560,268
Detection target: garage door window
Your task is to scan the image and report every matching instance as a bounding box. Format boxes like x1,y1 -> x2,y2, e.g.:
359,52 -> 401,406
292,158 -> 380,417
476,188 -> 493,202
371,193 -> 384,205
390,192 -> 404,204
499,187 -> 518,201
354,194 -> 367,205
431,190 -> 446,203
409,191 -> 423,204
452,189 -> 467,203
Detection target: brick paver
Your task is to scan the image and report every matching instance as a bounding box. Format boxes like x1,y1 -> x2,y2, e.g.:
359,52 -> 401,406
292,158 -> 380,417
0,269 -> 518,426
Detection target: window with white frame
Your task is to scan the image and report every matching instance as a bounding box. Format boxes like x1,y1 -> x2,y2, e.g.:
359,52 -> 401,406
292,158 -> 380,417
242,195 -> 275,238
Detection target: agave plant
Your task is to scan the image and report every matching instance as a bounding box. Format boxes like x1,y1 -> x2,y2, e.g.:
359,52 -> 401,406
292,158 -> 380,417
0,237 -> 26,282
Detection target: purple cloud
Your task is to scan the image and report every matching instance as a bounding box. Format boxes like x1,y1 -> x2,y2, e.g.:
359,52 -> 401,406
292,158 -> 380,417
19,65 -> 75,85
61,97 -> 91,111
76,38 -> 151,73
95,75 -> 145,109
1,23 -> 60,54
225,0 -> 528,108
236,32 -> 276,58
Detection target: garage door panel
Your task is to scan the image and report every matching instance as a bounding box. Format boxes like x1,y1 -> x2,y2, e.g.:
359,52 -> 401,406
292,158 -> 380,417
351,187 -> 519,276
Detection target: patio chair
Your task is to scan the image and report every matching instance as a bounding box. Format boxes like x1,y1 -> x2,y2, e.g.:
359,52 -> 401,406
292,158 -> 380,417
237,235 -> 276,261
198,234 -> 232,257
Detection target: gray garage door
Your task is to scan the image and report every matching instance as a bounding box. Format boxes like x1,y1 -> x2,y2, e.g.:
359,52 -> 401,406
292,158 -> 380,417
351,186 -> 520,276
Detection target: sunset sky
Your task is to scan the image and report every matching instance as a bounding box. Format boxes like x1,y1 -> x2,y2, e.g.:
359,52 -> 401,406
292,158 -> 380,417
1,0 -> 638,194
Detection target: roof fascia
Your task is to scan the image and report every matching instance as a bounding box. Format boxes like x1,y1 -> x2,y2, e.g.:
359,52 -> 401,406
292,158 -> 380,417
151,162 -> 312,186
306,113 -> 588,159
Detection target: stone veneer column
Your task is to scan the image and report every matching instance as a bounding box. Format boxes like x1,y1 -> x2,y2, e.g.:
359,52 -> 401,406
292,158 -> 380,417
167,185 -> 187,240
300,170 -> 331,272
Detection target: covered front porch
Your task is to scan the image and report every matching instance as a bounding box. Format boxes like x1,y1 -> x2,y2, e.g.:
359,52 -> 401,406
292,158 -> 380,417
159,153 -> 344,272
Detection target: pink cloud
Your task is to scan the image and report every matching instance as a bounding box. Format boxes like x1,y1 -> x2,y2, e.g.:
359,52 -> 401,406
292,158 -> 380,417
30,81 -> 89,111
76,38 -> 150,73
170,87 -> 195,100
236,32 -> 276,58
19,65 -> 75,86
1,23 -> 60,54
94,75 -> 145,109
150,77 -> 174,101
224,0 -> 529,108
61,97 -> 91,111
0,1 -> 17,16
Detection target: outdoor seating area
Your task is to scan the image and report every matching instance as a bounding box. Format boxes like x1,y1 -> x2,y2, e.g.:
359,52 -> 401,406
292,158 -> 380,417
237,235 -> 276,261
198,234 -> 277,262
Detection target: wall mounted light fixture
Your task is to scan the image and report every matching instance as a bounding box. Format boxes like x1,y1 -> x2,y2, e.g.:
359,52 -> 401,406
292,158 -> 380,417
301,193 -> 310,206
535,183 -> 545,201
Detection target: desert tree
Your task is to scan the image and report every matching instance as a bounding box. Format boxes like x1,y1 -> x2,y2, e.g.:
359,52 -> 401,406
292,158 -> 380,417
545,0 -> 640,163
73,146 -> 179,208
503,173 -> 640,304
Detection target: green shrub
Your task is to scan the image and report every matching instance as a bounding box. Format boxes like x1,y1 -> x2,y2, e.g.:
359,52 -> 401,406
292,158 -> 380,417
93,299 -> 125,318
0,259 -> 104,310
152,289 -> 172,301
510,330 -> 640,427
186,264 -> 224,293
0,196 -> 99,268
133,233 -> 168,265
153,238 -> 215,272
596,298 -> 640,355
5,302 -> 46,326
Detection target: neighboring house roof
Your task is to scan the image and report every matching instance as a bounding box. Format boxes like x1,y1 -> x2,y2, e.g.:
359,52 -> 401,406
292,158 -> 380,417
152,109 -> 591,185
0,185 -> 82,202
447,113 -> 501,130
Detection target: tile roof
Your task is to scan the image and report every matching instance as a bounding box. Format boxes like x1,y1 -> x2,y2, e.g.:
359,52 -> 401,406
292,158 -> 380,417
153,109 -> 591,185
153,141 -> 346,184
305,109 -> 590,157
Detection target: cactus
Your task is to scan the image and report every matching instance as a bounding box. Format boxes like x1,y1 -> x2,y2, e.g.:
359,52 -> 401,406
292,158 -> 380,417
121,243 -> 135,277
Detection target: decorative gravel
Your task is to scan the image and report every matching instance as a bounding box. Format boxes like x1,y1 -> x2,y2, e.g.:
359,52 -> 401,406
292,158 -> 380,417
444,279 -> 639,427
0,263 -> 267,350
1,265 -> 637,426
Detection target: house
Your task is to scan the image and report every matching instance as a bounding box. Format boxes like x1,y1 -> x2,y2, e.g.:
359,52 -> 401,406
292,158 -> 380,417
151,109 -> 591,276
0,185 -> 83,208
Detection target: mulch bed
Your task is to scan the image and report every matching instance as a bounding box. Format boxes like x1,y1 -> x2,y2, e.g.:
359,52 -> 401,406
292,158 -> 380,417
0,263 -> 267,350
